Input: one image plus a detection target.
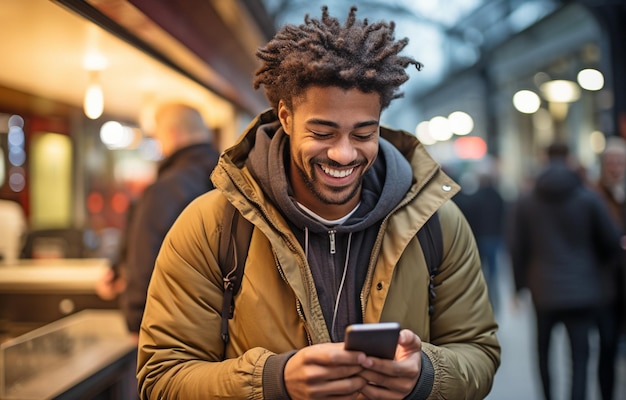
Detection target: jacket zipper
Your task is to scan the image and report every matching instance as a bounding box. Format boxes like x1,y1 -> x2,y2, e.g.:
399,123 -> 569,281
329,229 -> 337,254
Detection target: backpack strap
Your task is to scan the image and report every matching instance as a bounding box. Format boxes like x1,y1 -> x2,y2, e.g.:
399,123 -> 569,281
416,212 -> 443,316
218,201 -> 253,344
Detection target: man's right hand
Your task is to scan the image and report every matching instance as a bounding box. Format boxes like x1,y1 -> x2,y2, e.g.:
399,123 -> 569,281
284,342 -> 368,399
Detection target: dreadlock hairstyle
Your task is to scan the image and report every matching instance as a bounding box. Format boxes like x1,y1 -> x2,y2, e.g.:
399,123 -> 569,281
254,5 -> 423,112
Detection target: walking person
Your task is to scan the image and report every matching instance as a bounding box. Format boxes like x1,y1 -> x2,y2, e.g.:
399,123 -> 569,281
454,160 -> 506,315
509,142 -> 622,400
591,136 -> 626,399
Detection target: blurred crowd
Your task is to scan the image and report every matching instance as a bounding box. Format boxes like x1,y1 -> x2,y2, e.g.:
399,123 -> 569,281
453,138 -> 626,400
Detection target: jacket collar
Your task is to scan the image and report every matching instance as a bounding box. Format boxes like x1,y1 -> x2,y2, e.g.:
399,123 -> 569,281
213,108 -> 459,228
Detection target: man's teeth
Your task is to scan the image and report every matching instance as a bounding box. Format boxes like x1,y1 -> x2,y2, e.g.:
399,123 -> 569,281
321,165 -> 354,178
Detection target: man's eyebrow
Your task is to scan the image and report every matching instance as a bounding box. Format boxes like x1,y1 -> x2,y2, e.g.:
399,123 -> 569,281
306,119 -> 379,129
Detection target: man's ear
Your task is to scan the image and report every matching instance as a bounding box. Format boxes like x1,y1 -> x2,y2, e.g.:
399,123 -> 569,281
277,100 -> 292,135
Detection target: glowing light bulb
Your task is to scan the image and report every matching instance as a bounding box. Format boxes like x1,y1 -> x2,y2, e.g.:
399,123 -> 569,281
513,90 -> 541,114
577,69 -> 604,91
84,71 -> 104,119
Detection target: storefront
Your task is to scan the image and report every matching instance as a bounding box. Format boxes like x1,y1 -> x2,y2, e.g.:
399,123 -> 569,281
0,0 -> 274,362
0,0 -> 273,263
0,0 -> 275,395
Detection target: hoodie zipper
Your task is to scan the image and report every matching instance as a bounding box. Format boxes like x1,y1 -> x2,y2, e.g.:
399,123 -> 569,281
329,229 -> 337,254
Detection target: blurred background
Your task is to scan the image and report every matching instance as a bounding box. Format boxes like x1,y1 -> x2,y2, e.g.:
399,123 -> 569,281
0,0 -> 624,399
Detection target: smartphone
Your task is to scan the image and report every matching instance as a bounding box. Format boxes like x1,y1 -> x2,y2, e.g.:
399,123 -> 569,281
344,322 -> 400,359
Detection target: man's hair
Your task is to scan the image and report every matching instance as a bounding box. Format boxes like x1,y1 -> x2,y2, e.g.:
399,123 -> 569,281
253,5 -> 422,111
155,102 -> 210,137
546,142 -> 569,159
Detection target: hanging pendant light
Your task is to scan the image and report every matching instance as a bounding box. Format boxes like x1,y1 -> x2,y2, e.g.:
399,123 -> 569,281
84,70 -> 104,119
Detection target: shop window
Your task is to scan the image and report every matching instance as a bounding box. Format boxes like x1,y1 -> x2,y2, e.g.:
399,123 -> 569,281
30,133 -> 72,229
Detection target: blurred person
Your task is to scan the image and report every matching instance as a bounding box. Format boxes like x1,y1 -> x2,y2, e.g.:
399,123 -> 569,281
454,159 -> 506,315
0,199 -> 26,265
595,136 -> 626,318
509,142 -> 622,400
590,136 -> 626,399
96,102 -> 220,336
137,6 -> 500,399
594,136 -> 626,224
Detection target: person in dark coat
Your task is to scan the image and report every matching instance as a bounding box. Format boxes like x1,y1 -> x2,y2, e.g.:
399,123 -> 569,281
454,160 -> 506,315
591,136 -> 626,400
97,102 -> 221,336
509,143 -> 622,400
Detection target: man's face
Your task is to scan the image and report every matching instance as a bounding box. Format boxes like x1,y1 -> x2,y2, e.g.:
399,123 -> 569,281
152,118 -> 176,158
278,86 -> 381,220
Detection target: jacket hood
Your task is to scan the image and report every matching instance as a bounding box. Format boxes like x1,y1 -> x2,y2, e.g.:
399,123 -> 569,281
534,161 -> 582,201
245,118 -> 413,234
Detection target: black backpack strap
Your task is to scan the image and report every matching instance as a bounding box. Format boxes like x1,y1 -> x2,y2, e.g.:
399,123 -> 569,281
416,212 -> 443,316
218,202 -> 253,344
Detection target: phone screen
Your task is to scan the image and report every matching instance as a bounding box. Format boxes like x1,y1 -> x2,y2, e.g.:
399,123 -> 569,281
344,322 -> 400,359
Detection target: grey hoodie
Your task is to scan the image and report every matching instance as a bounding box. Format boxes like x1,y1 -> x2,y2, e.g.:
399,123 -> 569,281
247,121 -> 413,340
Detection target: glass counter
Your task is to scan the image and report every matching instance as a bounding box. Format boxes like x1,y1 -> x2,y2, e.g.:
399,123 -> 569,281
0,309 -> 136,400
0,258 -> 118,342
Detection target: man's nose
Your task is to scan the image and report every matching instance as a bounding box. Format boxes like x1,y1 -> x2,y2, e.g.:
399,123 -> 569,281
327,136 -> 357,165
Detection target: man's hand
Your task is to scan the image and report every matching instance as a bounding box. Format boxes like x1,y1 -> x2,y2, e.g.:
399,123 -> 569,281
284,329 -> 422,399
284,342 -> 368,399
355,329 -> 422,399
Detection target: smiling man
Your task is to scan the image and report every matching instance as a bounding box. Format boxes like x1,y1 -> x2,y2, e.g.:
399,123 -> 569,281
137,6 -> 500,400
